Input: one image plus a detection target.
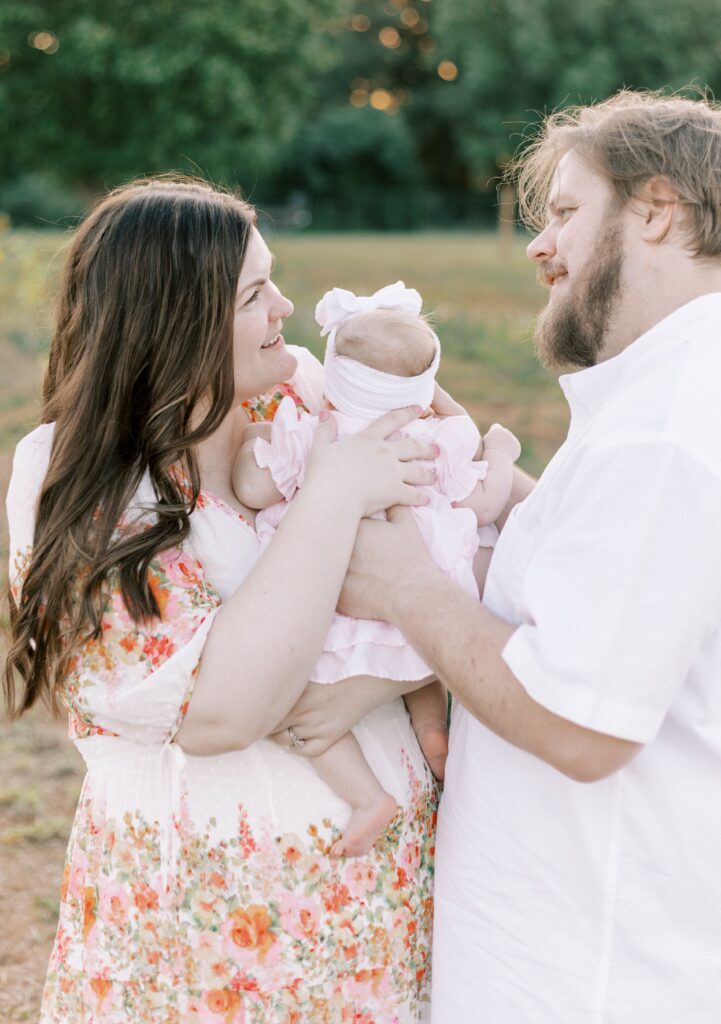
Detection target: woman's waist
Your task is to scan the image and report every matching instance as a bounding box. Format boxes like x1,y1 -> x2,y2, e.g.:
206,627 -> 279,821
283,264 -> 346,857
75,700 -> 426,810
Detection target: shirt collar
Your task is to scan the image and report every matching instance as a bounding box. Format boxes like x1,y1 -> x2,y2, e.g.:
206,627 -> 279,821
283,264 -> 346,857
559,292 -> 721,427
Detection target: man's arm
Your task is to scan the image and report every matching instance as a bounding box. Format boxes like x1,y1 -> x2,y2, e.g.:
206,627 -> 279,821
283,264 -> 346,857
338,511 -> 641,783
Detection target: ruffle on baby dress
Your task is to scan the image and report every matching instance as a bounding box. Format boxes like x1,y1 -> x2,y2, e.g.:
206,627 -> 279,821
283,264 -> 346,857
255,396 -> 494,683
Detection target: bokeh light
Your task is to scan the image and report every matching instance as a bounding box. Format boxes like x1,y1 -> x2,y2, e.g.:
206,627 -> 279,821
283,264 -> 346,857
400,8 -> 421,27
437,60 -> 458,81
351,15 -> 371,31
370,88 -> 394,110
28,31 -> 59,54
379,26 -> 402,48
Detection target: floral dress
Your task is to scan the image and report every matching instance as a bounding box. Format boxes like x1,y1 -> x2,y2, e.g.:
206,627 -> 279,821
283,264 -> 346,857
7,348 -> 437,1024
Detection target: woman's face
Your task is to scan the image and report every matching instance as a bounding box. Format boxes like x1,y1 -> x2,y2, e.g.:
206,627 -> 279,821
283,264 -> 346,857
233,227 -> 296,401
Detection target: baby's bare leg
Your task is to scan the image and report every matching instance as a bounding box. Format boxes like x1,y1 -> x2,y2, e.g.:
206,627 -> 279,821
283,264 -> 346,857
310,732 -> 398,857
404,678 -> 449,780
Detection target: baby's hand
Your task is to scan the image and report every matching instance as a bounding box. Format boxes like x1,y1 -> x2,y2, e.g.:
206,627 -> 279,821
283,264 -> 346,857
482,423 -> 521,462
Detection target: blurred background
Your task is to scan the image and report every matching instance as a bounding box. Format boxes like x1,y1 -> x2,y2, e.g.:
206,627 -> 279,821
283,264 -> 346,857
1,0 -> 719,1018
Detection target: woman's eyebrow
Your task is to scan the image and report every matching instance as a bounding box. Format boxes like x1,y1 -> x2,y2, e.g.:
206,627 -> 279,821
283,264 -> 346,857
237,254 -> 276,298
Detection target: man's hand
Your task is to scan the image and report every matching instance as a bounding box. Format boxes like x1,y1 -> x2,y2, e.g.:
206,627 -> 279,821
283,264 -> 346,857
338,507 -> 439,622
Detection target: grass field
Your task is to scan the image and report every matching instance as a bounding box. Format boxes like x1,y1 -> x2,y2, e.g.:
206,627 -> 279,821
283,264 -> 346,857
0,227 -> 569,1021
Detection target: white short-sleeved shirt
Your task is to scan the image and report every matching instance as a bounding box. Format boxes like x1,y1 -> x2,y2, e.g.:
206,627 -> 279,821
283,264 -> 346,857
432,294 -> 721,1024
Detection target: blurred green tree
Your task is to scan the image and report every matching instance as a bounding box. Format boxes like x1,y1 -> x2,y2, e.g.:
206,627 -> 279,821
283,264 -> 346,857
432,0 -> 721,180
0,0 -> 342,188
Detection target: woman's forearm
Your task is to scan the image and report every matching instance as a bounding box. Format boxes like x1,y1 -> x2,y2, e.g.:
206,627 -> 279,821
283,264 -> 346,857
271,674 -> 436,758
177,406 -> 439,757
177,485 -> 362,755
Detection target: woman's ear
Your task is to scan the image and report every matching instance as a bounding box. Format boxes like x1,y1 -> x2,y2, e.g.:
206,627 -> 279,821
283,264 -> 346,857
636,176 -> 680,244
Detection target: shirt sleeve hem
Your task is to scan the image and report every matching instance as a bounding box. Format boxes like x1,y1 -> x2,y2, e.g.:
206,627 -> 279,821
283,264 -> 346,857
501,627 -> 664,743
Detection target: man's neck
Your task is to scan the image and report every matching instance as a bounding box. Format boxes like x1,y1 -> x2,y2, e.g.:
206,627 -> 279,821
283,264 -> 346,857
599,269 -> 721,363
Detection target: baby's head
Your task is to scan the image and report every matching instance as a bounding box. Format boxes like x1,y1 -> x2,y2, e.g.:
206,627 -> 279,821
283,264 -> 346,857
334,309 -> 437,378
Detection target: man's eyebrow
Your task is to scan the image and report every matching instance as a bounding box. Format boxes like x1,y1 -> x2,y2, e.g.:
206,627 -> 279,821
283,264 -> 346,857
548,196 -> 577,216
237,253 -> 276,297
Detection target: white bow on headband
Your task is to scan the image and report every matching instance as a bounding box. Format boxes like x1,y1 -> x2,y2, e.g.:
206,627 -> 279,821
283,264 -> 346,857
315,281 -> 441,420
315,281 -> 423,338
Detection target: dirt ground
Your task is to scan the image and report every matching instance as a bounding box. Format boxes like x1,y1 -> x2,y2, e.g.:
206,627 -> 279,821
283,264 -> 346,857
0,708 -> 84,1023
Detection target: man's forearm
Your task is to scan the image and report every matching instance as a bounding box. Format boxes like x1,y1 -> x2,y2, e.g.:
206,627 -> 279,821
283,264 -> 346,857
389,570 -> 640,781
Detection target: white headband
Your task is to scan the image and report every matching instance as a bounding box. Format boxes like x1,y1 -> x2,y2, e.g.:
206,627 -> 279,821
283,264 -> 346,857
315,281 -> 440,419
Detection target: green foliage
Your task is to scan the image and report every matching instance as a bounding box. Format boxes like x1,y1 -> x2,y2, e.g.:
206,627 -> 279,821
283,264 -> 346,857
0,0 -> 341,187
432,0 -> 721,175
278,104 -> 422,193
3,0 -> 721,221
0,173 -> 86,227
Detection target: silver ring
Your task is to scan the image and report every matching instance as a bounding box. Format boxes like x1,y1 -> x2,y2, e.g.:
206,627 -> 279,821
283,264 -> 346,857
287,726 -> 306,749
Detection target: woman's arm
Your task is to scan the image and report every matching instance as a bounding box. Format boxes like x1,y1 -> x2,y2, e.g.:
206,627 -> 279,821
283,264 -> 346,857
175,408 -> 438,756
271,675 -> 434,756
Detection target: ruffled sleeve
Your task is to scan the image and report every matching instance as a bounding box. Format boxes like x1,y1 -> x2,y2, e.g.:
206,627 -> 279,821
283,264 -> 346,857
253,395 -> 318,501
6,425 -> 221,746
430,415 -> 489,504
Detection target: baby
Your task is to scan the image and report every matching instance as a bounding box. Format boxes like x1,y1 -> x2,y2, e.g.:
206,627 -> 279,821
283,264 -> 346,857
233,281 -> 521,857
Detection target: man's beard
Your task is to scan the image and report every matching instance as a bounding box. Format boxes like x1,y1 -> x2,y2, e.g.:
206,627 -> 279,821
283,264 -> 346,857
533,219 -> 624,370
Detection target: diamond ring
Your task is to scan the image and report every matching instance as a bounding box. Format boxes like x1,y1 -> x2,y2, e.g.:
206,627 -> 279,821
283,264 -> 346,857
287,726 -> 306,750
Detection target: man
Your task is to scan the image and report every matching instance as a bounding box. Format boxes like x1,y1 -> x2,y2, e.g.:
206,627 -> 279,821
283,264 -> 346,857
340,91 -> 721,1021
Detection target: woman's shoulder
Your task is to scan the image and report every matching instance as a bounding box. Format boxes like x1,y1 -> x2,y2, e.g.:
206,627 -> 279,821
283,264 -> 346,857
8,422 -> 55,505
13,421 -> 55,460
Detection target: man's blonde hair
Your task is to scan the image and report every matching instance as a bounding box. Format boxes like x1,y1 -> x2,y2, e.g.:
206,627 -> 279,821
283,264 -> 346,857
335,309 -> 437,377
512,89 -> 721,258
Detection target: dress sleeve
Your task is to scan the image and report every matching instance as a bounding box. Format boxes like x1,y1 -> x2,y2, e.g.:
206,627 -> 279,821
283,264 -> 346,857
501,439 -> 721,742
253,395 -> 318,501
430,415 -> 489,503
62,547 -> 221,743
7,427 -> 221,746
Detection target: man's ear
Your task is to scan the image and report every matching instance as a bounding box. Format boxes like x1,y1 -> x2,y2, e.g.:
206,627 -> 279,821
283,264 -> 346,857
636,175 -> 680,244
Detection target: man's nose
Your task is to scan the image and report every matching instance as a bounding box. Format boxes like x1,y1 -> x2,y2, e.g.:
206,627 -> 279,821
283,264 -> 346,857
526,225 -> 557,263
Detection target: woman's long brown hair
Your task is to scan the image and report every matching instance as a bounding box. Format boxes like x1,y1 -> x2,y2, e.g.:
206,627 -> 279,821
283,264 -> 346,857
3,176 -> 255,716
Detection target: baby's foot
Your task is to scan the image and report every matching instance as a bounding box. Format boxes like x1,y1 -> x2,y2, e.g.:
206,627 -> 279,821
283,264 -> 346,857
330,793 -> 398,858
415,723 -> 449,780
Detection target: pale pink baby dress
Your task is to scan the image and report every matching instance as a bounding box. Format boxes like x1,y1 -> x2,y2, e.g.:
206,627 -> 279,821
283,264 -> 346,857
254,397 -> 495,683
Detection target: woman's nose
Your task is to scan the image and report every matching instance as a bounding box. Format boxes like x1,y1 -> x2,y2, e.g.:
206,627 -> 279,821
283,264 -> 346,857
273,290 -> 294,320
526,225 -> 557,263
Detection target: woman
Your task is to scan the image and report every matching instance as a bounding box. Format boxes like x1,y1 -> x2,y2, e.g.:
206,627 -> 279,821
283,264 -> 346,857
4,177 -> 439,1023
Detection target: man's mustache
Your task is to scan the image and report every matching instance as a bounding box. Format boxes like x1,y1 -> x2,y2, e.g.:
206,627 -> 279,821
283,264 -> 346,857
537,260 -> 568,288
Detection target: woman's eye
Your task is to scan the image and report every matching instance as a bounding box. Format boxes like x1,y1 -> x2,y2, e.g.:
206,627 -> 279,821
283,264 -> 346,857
244,289 -> 260,306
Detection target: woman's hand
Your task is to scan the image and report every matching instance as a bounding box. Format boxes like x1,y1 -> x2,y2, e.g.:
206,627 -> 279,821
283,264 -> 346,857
272,678 -> 395,756
303,407 -> 439,519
